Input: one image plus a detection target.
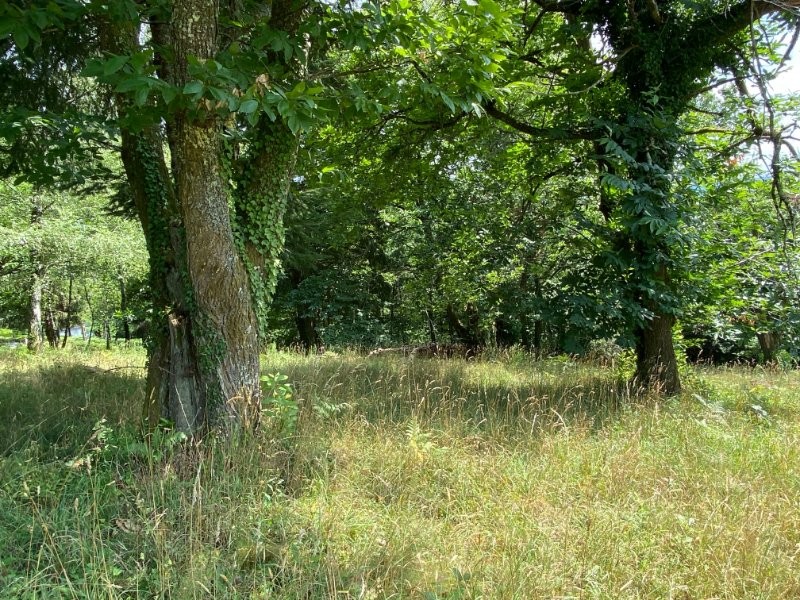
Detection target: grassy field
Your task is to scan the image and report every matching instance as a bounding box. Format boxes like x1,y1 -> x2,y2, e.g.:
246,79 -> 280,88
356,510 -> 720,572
1,346 -> 798,599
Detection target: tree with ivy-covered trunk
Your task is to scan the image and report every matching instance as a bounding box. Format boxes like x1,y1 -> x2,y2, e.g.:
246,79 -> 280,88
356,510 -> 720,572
1,0 -> 508,434
0,0 -> 310,432
93,0 -> 307,433
484,0 -> 800,394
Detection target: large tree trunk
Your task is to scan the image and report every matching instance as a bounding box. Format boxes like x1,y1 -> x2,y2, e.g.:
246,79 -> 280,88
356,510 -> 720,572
634,310 -> 681,395
756,331 -> 781,364
104,0 -> 302,435
172,119 -> 262,424
625,135 -> 682,396
122,123 -> 264,433
159,0 -> 261,431
629,260 -> 682,396
119,128 -> 204,432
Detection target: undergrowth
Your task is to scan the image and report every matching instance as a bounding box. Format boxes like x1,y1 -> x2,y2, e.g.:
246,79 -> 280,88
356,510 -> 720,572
1,346 -> 798,598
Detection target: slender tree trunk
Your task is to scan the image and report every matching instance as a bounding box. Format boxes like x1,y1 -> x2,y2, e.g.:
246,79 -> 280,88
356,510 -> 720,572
533,319 -> 543,356
425,304 -> 437,344
27,267 -> 43,352
532,276 -> 543,356
84,284 -> 94,348
104,318 -> 111,350
61,274 -> 73,348
287,269 -> 322,352
44,308 -> 59,348
27,201 -> 44,352
119,275 -> 130,343
295,313 -> 322,352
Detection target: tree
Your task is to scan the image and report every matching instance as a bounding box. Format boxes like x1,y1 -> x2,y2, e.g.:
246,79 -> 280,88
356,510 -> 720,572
465,0 -> 800,392
1,0 -> 508,433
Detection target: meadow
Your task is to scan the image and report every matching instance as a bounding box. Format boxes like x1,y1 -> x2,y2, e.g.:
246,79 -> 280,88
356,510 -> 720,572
1,346 -> 798,599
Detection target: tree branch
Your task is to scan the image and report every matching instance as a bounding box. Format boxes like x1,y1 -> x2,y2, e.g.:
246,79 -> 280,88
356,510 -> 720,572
484,101 -> 597,141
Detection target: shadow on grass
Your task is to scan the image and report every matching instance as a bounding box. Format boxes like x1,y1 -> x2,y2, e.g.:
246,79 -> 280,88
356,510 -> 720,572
0,350 -> 644,458
0,357 -> 144,456
263,354 -> 641,436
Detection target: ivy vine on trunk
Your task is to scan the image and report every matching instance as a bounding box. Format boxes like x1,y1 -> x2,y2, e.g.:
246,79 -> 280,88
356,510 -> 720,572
98,0 -> 305,435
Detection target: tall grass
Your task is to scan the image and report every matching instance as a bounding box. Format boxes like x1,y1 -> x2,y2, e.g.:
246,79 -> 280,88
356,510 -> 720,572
1,347 -> 798,598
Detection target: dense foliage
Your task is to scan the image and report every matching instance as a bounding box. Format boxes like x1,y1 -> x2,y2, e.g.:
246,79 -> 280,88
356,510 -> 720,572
1,0 -> 798,432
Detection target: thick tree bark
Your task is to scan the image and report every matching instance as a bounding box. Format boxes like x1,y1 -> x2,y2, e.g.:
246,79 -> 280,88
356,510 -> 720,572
172,120 -> 261,422
634,310 -> 681,395
164,0 -> 261,430
104,12 -> 256,433
101,0 -> 302,434
117,128 -> 198,430
756,331 -> 781,364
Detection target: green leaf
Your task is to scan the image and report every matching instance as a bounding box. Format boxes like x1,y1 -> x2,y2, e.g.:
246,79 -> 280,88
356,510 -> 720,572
160,85 -> 178,105
13,29 -> 29,50
440,91 -> 456,113
239,99 -> 259,114
134,86 -> 149,107
183,81 -> 204,96
103,55 -> 129,76
115,76 -> 150,93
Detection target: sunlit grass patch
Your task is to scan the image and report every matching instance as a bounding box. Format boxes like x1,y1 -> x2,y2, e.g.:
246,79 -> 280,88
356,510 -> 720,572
1,348 -> 799,598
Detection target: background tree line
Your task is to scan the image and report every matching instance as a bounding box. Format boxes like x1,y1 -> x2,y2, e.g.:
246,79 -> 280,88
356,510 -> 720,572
0,181 -> 149,349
